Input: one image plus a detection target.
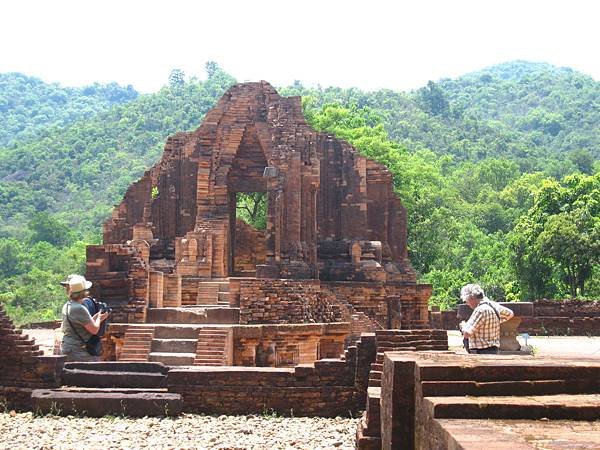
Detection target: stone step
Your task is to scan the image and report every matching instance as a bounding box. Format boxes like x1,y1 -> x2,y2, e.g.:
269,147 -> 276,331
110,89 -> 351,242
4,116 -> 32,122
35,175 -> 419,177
154,326 -> 202,339
195,350 -> 225,357
197,333 -> 228,339
355,412 -> 382,449
149,352 -> 196,366
152,338 -> 198,353
421,379 -> 600,397
63,362 -> 168,374
57,386 -> 168,394
194,360 -> 225,366
32,389 -> 182,417
369,371 -> 382,380
61,369 -> 167,388
196,341 -> 225,352
426,394 -> 600,421
368,379 -> 381,388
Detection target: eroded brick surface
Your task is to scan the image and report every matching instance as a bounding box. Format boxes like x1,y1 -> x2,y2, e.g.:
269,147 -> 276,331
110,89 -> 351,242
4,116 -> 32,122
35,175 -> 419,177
86,82 -> 430,334
0,304 -> 64,410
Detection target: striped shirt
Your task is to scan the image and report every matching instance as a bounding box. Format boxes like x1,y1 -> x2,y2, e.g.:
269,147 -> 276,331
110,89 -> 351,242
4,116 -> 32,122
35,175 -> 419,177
462,299 -> 514,349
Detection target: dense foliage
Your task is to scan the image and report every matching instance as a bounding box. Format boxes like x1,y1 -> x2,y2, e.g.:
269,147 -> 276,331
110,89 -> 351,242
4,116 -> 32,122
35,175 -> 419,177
0,61 -> 598,323
0,64 -> 236,323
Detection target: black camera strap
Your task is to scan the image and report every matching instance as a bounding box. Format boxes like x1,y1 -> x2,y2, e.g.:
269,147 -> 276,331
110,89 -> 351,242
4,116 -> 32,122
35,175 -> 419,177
482,300 -> 501,321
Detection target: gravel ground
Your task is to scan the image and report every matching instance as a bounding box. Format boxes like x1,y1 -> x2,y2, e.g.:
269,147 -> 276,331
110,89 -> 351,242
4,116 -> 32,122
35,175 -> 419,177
0,412 -> 358,450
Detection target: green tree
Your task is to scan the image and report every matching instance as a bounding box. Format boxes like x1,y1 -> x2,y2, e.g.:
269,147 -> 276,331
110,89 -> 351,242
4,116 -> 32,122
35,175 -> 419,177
510,173 -> 600,298
236,192 -> 267,230
28,212 -> 73,247
168,69 -> 185,88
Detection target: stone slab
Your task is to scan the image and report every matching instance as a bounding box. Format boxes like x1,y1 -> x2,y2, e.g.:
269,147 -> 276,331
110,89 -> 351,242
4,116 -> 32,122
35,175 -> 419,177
424,394 -> 600,421
32,389 -> 182,417
429,418 -> 600,450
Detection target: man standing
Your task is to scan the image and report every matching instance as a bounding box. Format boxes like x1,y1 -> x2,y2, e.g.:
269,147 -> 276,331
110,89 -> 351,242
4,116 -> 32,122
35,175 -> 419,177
460,284 -> 514,354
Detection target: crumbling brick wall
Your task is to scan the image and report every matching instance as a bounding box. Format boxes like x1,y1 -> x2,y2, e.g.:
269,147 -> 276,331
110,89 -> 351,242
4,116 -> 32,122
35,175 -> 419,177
0,304 -> 63,410
239,279 -> 343,324
233,219 -> 266,275
86,244 -> 149,323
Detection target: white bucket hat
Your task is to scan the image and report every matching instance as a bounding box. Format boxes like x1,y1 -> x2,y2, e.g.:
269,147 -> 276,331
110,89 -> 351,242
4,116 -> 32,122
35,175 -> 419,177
59,274 -> 79,286
65,275 -> 92,294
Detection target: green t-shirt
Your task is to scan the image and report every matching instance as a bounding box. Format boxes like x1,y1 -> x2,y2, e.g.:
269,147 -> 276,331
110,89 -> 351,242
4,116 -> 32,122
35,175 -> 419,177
61,300 -> 93,349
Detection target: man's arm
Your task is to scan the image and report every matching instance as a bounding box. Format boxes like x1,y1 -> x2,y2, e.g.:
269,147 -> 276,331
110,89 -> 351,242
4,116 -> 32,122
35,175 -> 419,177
462,309 -> 483,338
496,303 -> 514,323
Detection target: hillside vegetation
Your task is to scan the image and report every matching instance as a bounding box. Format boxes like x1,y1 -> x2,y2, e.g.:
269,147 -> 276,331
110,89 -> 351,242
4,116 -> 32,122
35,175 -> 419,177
0,61 -> 598,323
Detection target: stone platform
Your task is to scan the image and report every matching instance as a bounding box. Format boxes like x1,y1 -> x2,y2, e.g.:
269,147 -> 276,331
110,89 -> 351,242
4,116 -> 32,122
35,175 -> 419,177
432,419 -> 600,450
375,352 -> 600,450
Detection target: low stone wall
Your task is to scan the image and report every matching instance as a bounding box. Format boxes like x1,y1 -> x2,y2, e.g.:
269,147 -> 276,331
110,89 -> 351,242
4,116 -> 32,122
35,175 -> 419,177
521,299 -> 600,336
239,279 -> 343,324
0,304 -> 64,410
428,308 -> 458,330
430,299 -> 600,335
168,360 -> 359,417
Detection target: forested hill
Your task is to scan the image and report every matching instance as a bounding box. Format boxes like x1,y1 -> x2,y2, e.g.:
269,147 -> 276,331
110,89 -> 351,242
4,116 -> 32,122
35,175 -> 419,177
0,73 -> 138,147
0,61 -> 598,324
282,60 -> 599,176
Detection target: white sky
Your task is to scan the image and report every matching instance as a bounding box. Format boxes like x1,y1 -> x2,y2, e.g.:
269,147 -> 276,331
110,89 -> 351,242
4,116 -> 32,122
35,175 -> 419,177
0,0 -> 598,93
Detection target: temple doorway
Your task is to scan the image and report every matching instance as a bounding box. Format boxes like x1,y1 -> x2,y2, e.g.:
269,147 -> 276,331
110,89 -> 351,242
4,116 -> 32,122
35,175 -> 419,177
226,124 -> 270,277
230,192 -> 267,276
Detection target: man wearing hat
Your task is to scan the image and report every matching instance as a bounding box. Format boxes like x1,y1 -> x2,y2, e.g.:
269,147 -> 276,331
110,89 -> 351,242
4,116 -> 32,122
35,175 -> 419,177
60,274 -> 109,361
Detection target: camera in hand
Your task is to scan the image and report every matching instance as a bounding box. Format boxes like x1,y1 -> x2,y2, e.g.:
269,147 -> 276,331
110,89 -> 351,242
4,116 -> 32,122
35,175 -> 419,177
96,301 -> 113,314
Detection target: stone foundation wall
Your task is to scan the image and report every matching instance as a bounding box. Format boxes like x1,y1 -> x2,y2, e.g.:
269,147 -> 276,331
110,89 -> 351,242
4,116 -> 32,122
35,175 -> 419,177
239,279 -> 343,324
168,360 -> 358,416
0,304 -> 64,410
324,282 -> 389,327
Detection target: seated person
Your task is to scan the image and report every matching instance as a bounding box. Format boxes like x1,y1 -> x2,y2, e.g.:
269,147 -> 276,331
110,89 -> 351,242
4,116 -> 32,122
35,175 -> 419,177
459,283 -> 514,354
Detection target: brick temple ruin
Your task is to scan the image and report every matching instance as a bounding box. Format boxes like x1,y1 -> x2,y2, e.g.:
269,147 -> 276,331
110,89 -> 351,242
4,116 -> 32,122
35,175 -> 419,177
2,82 -> 600,449
85,81 -> 432,367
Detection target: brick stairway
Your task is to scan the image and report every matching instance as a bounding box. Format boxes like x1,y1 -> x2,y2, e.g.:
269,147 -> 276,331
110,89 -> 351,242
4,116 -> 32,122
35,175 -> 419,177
356,329 -> 449,450
119,325 -> 155,362
334,295 -> 380,346
148,326 -> 200,366
194,327 -> 231,366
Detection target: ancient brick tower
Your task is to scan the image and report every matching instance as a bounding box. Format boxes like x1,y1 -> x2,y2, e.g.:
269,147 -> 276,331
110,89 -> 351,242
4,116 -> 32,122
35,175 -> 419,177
86,82 -> 431,364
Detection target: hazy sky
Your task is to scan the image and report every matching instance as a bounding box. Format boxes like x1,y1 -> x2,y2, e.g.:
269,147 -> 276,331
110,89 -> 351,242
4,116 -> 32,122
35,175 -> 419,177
1,0 -> 598,92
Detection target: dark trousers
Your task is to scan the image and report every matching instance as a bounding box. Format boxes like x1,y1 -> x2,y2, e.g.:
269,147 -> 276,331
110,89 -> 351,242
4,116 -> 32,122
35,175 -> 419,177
472,346 -> 499,354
